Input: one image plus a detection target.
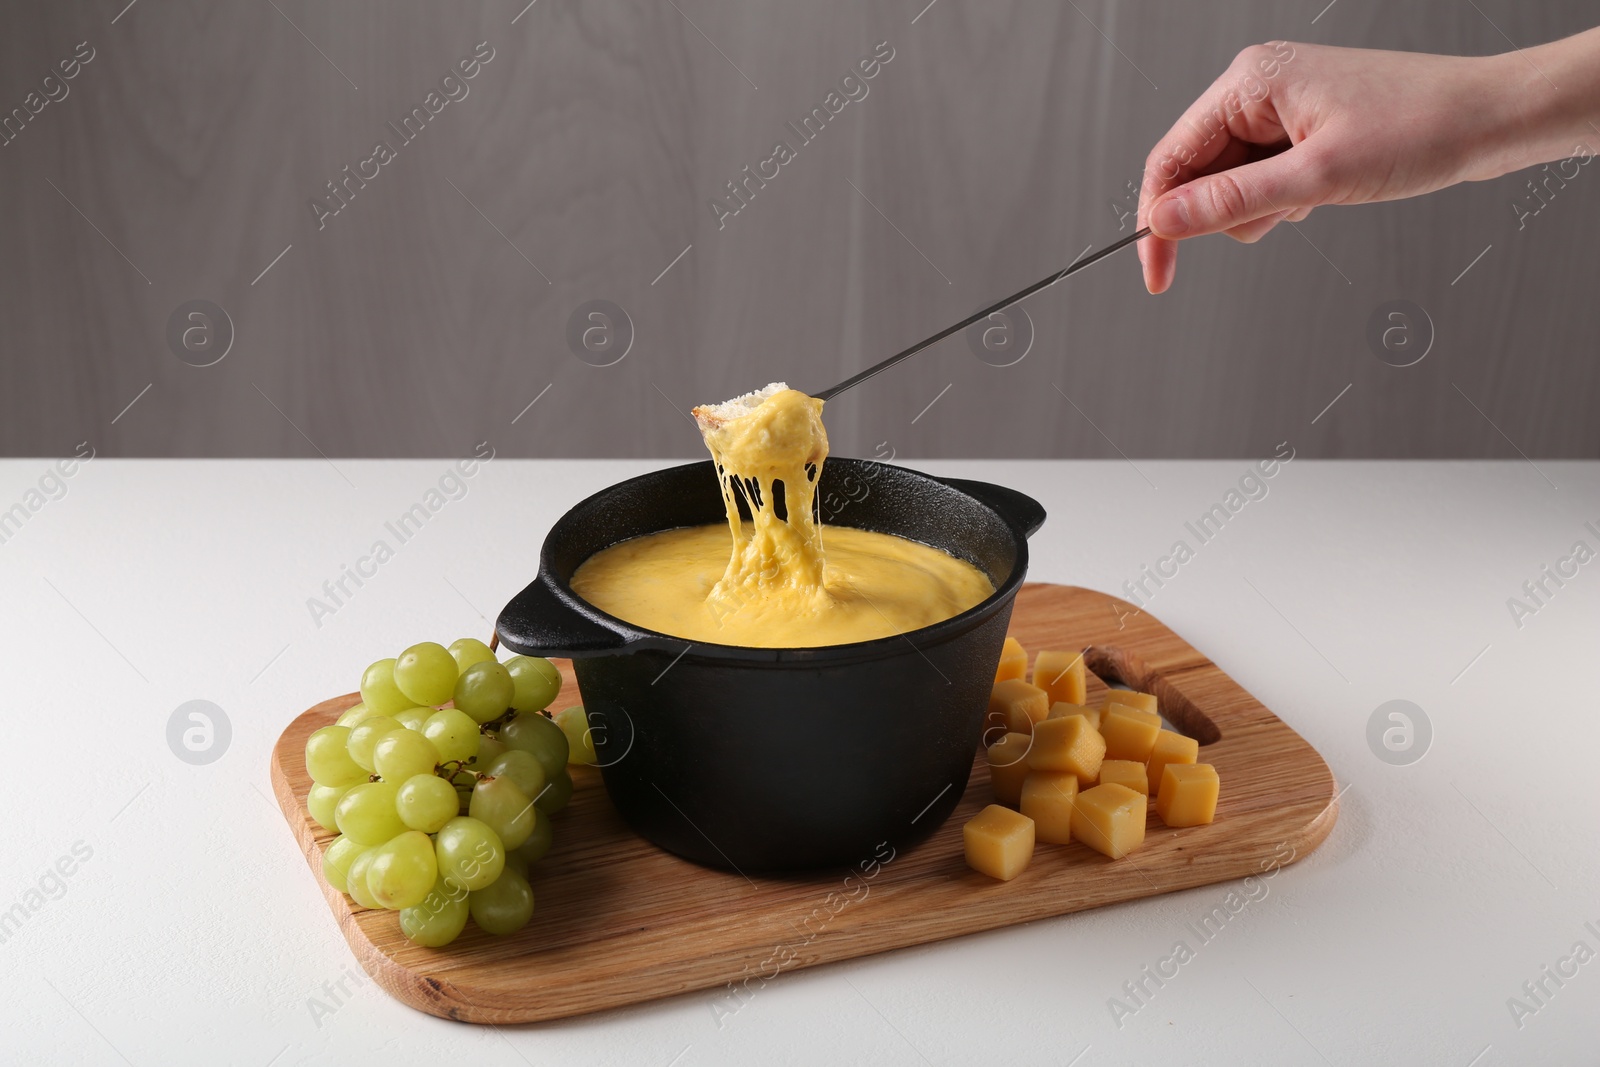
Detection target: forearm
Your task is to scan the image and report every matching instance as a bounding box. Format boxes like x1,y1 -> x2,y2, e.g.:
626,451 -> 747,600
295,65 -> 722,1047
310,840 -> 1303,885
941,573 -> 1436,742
1483,26 -> 1600,178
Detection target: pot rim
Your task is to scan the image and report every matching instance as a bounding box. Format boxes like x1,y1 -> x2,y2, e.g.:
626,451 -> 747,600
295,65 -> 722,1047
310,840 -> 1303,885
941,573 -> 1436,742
502,458 -> 1045,665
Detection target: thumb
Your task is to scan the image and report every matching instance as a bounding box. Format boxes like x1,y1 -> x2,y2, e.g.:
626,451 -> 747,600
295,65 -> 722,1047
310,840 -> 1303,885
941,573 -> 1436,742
1148,146 -> 1328,239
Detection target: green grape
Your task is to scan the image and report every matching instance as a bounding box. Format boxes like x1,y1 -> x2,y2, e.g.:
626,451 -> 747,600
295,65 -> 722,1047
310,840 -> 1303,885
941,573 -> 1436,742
506,656 -> 562,712
555,706 -> 597,766
500,712 -> 569,779
434,816 -> 505,891
535,769 -> 573,815
453,660 -> 514,724
484,750 -> 545,804
335,701 -> 372,728
374,729 -> 440,783
347,715 -> 403,772
335,781 -> 407,845
322,835 -> 367,894
394,641 -> 457,706
306,726 -> 367,787
396,773 -> 460,834
394,707 -> 431,732
423,708 -> 481,764
346,848 -> 383,909
360,658 -> 411,715
307,783 -> 352,832
506,808 -> 554,871
475,734 -> 508,768
469,867 -> 534,936
469,775 -> 534,850
366,830 -> 438,910
448,637 -> 496,674
399,875 -> 471,947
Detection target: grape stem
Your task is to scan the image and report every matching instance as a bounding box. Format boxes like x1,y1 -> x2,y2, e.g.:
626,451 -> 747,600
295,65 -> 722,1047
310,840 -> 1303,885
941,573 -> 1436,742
435,759 -> 483,781
478,706 -> 558,741
479,707 -> 519,733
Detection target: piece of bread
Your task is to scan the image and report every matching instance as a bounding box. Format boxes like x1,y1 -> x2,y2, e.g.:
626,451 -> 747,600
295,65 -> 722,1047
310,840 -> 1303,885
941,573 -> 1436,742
692,382 -> 788,433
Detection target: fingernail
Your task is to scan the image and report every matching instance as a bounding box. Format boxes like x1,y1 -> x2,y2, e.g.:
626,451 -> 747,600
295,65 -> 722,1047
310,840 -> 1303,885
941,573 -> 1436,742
1151,198 -> 1191,237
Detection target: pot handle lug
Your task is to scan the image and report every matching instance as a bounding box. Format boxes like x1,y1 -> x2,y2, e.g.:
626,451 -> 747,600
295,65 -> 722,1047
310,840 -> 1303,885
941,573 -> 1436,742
496,574 -> 632,657
935,477 -> 1046,538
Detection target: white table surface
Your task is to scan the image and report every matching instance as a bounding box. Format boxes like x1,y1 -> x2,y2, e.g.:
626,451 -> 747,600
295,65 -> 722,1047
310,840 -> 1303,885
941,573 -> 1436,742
2,457 -> 1596,1067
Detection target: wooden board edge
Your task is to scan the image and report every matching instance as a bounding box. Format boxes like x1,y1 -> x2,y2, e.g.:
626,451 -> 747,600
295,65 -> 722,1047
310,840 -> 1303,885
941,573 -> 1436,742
436,816 -> 1351,1025
270,707 -> 1343,1025
403,807 -> 1349,1024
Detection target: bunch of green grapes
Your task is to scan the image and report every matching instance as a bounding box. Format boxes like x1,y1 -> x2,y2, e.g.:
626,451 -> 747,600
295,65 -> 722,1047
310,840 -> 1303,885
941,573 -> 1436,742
303,637 -> 597,947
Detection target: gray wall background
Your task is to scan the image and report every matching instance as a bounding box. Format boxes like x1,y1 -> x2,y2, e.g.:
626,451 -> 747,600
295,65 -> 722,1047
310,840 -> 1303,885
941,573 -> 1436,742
1,0 -> 1596,460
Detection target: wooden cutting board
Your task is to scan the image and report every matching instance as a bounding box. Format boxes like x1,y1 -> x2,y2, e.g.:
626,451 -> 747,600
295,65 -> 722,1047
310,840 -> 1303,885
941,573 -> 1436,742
269,583 -> 1339,1024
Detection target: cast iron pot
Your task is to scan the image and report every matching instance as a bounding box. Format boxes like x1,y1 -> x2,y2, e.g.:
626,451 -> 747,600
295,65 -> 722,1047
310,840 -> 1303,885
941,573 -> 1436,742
495,459 -> 1045,872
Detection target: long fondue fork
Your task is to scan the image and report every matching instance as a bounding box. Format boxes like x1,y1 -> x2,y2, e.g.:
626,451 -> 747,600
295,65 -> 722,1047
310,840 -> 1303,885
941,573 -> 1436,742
812,227 -> 1151,402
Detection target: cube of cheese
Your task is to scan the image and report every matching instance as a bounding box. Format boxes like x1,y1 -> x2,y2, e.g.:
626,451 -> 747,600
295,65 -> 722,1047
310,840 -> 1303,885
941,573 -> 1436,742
994,636 -> 1027,684
1101,705 -> 1162,763
1032,649 -> 1087,707
1146,729 -> 1199,795
1025,713 -> 1105,785
1155,763 -> 1219,827
964,804 -> 1035,880
1048,701 -> 1100,731
1102,689 -> 1159,716
1020,770 -> 1078,844
1071,783 -> 1147,859
1097,759 -> 1148,794
987,679 -> 1050,736
986,731 -> 1033,807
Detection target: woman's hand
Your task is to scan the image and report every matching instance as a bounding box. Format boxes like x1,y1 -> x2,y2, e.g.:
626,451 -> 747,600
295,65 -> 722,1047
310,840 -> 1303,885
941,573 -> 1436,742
1137,32 -> 1600,293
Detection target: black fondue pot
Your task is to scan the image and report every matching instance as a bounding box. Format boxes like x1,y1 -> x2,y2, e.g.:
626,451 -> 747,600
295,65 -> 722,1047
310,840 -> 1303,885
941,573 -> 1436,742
495,459 -> 1044,872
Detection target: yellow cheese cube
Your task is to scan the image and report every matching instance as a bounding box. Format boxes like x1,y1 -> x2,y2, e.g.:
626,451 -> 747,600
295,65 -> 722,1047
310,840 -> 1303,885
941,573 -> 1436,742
1071,783 -> 1147,859
1102,689 -> 1158,715
986,731 -> 1033,807
1155,763 -> 1219,827
1097,759 -> 1149,794
1025,713 -> 1105,785
994,636 -> 1027,684
963,803 -> 1035,880
1032,649 -> 1087,707
1048,702 -> 1100,731
987,679 -> 1050,736
1020,771 -> 1078,844
1146,729 -> 1199,795
1101,705 -> 1162,763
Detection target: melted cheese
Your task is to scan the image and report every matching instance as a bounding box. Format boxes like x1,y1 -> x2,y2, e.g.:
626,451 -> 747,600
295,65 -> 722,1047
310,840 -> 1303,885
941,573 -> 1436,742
569,386 -> 993,648
700,387 -> 831,615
